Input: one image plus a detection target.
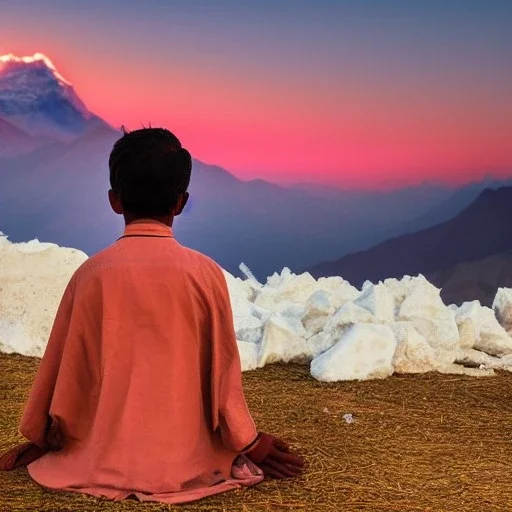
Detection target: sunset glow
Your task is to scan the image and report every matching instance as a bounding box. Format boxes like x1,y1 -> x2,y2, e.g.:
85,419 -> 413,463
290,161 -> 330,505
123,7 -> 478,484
1,0 -> 511,188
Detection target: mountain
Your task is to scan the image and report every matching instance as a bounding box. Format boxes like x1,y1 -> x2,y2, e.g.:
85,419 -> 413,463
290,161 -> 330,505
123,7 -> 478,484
2,52 -> 511,279
396,178 -> 512,235
0,53 -> 109,141
429,251 -> 512,307
307,187 -> 512,287
0,117 -> 42,157
0,131 -> 457,280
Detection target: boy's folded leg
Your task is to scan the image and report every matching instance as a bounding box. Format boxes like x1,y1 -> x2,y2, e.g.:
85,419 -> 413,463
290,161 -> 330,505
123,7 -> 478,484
0,442 -> 49,471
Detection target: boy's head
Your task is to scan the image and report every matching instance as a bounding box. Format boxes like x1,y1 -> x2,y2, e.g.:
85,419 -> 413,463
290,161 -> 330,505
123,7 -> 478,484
108,127 -> 192,224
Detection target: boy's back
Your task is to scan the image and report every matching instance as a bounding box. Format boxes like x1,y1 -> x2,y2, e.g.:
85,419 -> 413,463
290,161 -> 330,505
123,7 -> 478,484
19,219 -> 262,503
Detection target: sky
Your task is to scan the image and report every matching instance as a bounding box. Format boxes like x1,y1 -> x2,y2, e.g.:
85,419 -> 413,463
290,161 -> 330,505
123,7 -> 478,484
1,0 -> 511,188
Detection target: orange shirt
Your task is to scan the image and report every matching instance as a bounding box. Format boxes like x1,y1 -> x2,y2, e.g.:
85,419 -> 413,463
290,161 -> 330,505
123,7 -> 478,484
19,220 -> 262,504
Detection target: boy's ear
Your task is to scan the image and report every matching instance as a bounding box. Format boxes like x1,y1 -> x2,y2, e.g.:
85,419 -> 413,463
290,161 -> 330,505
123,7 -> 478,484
108,189 -> 123,215
174,192 -> 189,216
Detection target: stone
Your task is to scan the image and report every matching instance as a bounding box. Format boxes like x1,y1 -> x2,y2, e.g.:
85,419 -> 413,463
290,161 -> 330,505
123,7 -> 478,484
0,238 -> 88,357
310,323 -> 397,381
258,313 -> 310,366
353,283 -> 395,323
237,340 -> 260,371
391,321 -> 438,373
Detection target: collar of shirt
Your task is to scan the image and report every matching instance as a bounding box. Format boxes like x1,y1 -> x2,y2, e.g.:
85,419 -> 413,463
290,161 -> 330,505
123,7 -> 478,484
122,219 -> 174,238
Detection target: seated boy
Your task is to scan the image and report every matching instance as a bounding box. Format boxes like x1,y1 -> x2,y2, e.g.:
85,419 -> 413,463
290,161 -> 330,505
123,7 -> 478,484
0,128 -> 304,504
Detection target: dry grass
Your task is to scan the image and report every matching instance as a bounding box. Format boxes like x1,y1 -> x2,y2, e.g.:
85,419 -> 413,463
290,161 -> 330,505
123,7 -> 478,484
2,353 -> 512,512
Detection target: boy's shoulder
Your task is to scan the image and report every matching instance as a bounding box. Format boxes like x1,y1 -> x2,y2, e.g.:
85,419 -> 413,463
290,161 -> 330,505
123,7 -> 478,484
178,245 -> 227,282
71,239 -> 226,284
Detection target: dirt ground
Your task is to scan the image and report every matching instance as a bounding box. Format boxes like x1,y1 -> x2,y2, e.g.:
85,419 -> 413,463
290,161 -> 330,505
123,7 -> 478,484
2,352 -> 512,512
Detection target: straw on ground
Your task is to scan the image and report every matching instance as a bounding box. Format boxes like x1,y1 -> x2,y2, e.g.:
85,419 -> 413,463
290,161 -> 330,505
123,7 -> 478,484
1,353 -> 512,512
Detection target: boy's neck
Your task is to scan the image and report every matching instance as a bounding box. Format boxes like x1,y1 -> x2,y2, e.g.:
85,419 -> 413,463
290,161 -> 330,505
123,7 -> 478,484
124,214 -> 173,227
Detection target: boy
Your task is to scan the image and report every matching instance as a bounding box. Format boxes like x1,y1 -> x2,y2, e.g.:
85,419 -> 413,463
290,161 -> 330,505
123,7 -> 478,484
0,128 -> 304,504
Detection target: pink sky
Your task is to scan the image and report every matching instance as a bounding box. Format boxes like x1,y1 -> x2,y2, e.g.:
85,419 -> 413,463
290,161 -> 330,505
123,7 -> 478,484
2,0 -> 512,188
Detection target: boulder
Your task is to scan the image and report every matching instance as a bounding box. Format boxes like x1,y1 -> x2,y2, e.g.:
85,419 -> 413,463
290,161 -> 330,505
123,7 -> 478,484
258,314 -> 310,366
306,331 -> 337,359
454,301 -> 512,356
310,324 -> 397,381
301,290 -> 335,337
323,302 -> 376,341
237,340 -> 260,371
398,279 -> 446,320
315,276 -> 360,309
493,287 -> 512,334
255,270 -> 319,312
224,270 -> 264,344
353,283 -> 395,323
398,282 -> 459,365
454,347 -> 502,368
391,322 -> 437,373
0,238 -> 88,357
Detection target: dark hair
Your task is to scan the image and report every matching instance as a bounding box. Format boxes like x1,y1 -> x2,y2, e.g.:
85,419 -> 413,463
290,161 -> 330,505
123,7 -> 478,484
109,127 -> 192,217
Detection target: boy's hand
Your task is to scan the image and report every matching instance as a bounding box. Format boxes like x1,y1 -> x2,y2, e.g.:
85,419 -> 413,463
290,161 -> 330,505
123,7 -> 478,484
245,432 -> 305,479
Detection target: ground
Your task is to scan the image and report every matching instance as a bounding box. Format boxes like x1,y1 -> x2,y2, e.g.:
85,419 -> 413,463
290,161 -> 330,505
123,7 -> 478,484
1,353 -> 512,512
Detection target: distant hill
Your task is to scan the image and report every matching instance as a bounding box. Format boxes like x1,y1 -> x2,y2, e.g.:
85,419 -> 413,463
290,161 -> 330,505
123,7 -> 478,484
396,179 -> 512,235
429,251 -> 512,307
0,117 -> 41,157
307,187 -> 512,287
2,53 -> 511,280
0,133 -> 473,280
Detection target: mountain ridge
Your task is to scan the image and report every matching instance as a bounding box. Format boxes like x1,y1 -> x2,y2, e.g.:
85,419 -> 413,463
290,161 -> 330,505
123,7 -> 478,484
307,186 -> 512,286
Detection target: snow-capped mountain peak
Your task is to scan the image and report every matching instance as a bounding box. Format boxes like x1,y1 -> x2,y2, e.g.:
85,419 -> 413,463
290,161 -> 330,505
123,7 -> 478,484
0,52 -> 108,141
0,53 -> 72,86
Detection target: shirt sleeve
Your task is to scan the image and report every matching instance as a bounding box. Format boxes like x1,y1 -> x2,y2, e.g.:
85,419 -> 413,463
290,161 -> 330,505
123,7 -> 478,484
19,275 -> 77,448
208,265 -> 259,453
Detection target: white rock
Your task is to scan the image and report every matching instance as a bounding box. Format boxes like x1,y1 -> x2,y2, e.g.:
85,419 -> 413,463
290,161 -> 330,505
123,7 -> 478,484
265,267 -> 293,288
493,288 -> 512,334
480,353 -> 512,371
383,275 -> 415,302
223,269 -> 253,302
391,322 -> 438,373
4,237 -> 512,384
255,271 -> 318,312
385,274 -> 437,318
258,314 -> 311,366
306,331 -> 337,359
353,283 -> 395,323
410,315 -> 459,366
398,279 -> 446,320
396,281 -> 459,365
302,290 -> 335,337
310,324 -> 397,381
276,301 -> 306,319
323,302 -> 376,341
237,263 -> 263,301
223,271 -> 264,344
437,364 -> 495,377
249,303 -> 273,323
455,303 -> 480,349
237,340 -> 260,371
234,315 -> 263,344
475,305 -> 512,356
454,347 -> 502,368
316,276 -> 360,309
454,301 -> 512,356
0,238 -> 88,357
